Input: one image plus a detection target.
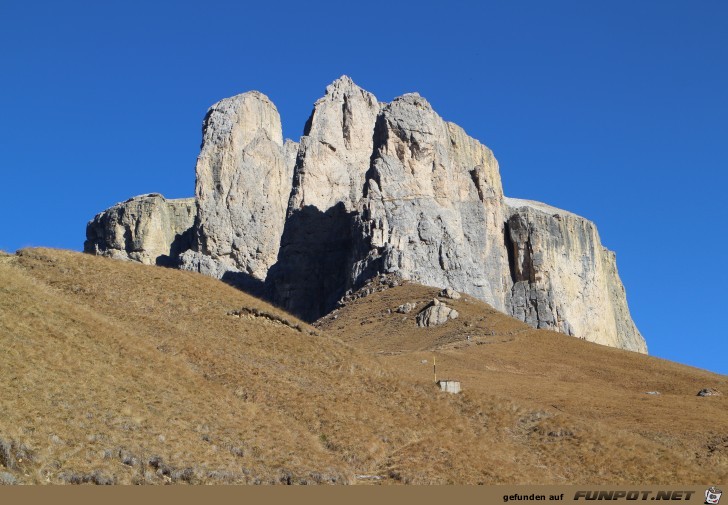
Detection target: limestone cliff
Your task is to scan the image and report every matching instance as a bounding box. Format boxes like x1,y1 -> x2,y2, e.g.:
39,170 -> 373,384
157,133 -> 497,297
351,93 -> 511,313
287,75 -> 380,213
84,193 -> 194,266
84,76 -> 647,353
504,198 -> 646,353
267,76 -> 380,318
178,91 -> 294,286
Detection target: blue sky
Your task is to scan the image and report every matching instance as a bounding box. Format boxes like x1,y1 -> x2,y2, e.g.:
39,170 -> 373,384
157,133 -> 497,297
1,1 -> 726,374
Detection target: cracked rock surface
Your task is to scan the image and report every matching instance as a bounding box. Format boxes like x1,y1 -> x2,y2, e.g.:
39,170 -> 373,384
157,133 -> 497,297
84,193 -> 194,266
180,91 -> 294,283
504,198 -> 646,353
84,76 -> 646,353
351,93 -> 511,314
267,76 -> 381,319
416,299 -> 459,327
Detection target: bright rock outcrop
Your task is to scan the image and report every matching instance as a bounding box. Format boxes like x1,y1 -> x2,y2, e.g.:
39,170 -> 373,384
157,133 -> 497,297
84,76 -> 647,353
178,91 -> 294,285
504,198 -> 645,353
84,193 -> 194,266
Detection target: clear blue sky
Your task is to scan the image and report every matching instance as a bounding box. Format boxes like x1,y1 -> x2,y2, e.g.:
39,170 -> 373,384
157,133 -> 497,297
2,1 -> 726,375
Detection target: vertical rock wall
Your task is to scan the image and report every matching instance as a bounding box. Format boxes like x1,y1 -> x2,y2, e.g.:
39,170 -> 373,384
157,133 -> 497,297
352,93 -> 511,312
267,76 -> 381,319
84,77 -> 647,353
504,198 -> 646,353
179,91 -> 294,286
84,193 -> 195,267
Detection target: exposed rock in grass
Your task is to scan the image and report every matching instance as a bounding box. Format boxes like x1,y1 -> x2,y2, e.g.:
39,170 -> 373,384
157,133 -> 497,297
697,388 -> 722,397
59,470 -> 116,485
396,302 -> 417,314
439,288 -> 461,300
0,438 -> 33,471
227,306 -> 313,334
416,299 -> 459,327
337,273 -> 404,307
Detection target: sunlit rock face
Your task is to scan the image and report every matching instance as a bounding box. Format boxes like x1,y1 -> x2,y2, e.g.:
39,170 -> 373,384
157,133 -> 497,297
179,91 -> 294,287
84,193 -> 194,267
267,76 -> 381,319
84,76 -> 646,353
504,198 -> 646,353
351,92 -> 511,315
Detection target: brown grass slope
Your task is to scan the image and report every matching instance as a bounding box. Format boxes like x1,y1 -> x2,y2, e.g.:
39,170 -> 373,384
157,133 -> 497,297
317,280 -> 728,483
0,249 -> 725,484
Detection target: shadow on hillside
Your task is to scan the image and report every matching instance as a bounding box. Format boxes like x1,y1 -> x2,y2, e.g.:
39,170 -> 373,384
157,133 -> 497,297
221,270 -> 266,299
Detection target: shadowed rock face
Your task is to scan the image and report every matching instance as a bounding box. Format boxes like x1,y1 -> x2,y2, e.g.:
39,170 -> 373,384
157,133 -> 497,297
84,194 -> 195,267
504,198 -> 646,353
266,203 -> 357,319
266,76 -> 381,319
84,76 -> 647,353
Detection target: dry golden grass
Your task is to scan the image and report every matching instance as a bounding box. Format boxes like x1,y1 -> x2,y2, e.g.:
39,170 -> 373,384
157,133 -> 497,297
1,248 -> 726,484
318,280 -> 728,484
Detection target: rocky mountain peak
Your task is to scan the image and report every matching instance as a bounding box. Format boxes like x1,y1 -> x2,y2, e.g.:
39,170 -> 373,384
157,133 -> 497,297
322,75 -> 372,99
203,91 -> 282,147
84,78 -> 647,353
178,88 -> 292,287
291,75 -> 379,213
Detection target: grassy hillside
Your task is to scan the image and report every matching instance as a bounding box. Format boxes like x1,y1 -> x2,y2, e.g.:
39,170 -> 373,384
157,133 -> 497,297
318,278 -> 728,483
0,249 -> 725,484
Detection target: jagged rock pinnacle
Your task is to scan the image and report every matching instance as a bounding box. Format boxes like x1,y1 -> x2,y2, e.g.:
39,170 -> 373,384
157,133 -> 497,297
84,78 -> 647,353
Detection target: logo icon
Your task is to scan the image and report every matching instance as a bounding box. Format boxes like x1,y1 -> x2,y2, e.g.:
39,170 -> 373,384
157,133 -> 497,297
706,487 -> 722,505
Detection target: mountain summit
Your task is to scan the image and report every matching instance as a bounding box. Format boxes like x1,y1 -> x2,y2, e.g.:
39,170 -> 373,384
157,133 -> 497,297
84,76 -> 646,353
